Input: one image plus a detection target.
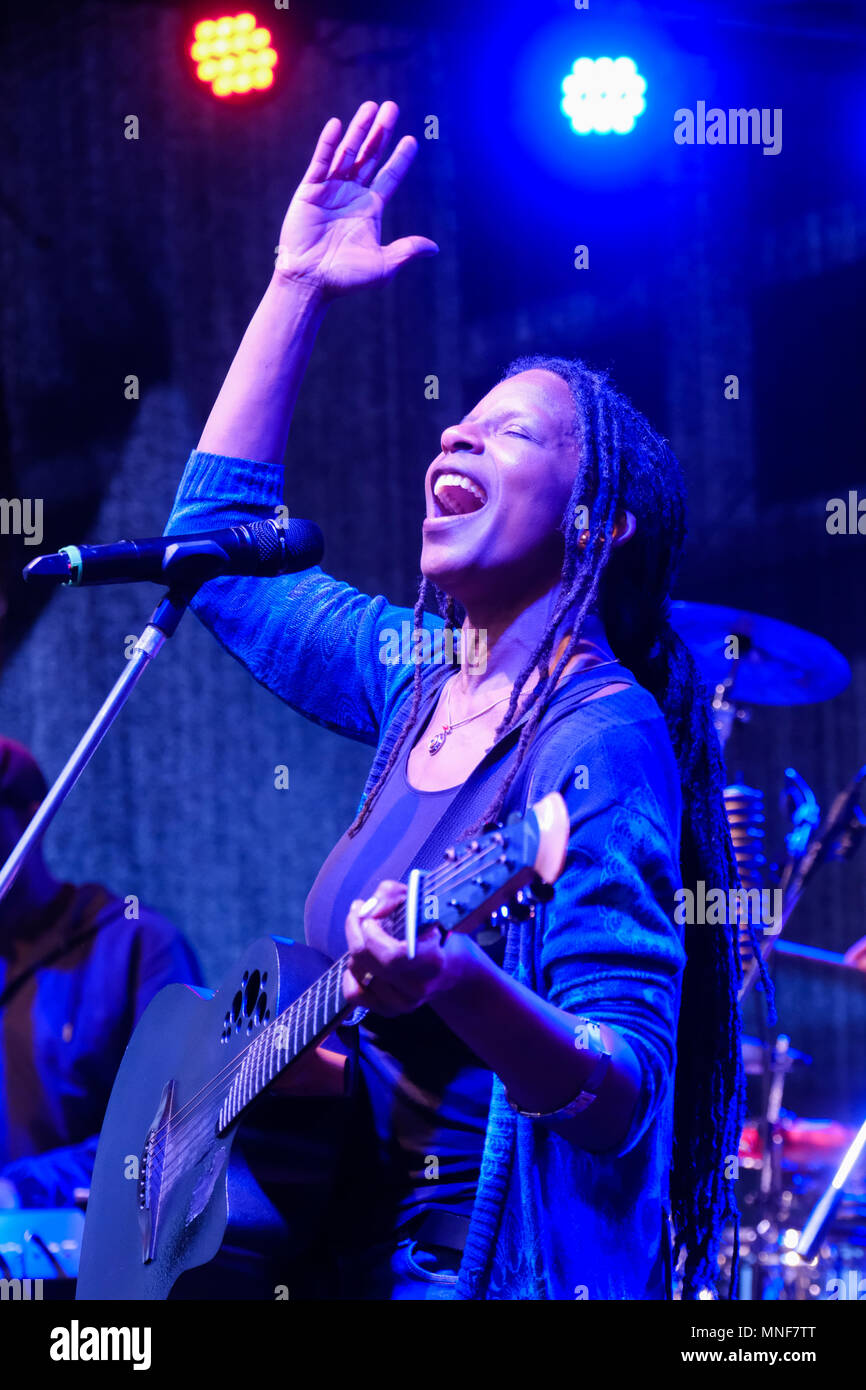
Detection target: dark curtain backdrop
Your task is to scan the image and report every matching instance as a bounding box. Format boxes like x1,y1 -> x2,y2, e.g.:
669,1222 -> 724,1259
2,0 -> 864,1126
0,1 -> 462,979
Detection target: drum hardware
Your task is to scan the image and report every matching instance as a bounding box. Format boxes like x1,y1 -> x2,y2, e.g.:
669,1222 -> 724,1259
739,1115 -> 861,1175
711,669 -> 751,751
739,762 -> 866,1001
741,1034 -> 810,1076
797,1115 -> 866,1262
760,1035 -> 791,1203
672,601 -> 864,1299
731,1116 -> 866,1300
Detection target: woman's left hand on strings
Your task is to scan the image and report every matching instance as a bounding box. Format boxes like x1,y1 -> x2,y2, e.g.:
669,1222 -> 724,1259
342,879 -> 480,1017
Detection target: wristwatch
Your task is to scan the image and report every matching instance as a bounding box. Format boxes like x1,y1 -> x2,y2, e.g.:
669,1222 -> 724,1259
505,1018 -> 612,1119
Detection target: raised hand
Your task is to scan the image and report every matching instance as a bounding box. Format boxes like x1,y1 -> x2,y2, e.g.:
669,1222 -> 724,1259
274,100 -> 439,298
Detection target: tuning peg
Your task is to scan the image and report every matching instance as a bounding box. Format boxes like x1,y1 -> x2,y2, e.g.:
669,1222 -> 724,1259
530,877 -> 555,903
475,912 -> 504,947
510,894 -> 533,921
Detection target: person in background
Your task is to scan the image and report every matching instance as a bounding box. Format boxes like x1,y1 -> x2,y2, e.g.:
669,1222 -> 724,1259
0,736 -> 201,1208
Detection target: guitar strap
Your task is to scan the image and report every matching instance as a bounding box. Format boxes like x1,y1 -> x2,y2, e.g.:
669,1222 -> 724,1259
396,668 -> 631,883
338,669 -> 629,1255
335,669 -> 630,1257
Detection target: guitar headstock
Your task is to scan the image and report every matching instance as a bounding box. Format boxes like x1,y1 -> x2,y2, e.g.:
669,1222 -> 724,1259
420,791 -> 570,937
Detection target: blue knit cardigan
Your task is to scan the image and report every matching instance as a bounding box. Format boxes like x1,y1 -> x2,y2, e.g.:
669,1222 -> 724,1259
165,450 -> 687,1300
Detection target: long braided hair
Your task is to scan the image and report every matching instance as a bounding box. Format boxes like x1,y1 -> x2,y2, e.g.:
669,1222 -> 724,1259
348,353 -> 765,1296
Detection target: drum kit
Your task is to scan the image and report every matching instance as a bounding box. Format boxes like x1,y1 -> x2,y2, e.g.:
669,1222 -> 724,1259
670,601 -> 866,1300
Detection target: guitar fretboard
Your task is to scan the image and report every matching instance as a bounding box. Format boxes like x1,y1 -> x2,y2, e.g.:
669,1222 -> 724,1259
217,951 -> 354,1132
213,819 -> 526,1135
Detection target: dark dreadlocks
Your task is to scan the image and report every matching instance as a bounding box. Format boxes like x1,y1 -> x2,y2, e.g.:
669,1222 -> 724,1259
347,352 -> 773,1297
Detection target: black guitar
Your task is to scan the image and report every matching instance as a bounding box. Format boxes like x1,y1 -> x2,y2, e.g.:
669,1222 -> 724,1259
76,792 -> 569,1299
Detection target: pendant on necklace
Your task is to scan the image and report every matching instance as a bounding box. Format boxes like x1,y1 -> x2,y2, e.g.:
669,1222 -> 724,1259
427,726 -> 451,755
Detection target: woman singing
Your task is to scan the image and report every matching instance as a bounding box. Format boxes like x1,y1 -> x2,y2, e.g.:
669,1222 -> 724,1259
165,100 -> 746,1300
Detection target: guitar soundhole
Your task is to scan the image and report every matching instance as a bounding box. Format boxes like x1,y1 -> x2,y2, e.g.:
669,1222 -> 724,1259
243,971 -> 261,1016
220,968 -> 270,1043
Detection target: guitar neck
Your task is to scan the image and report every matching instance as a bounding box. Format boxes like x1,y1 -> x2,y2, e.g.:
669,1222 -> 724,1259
218,852 -> 457,1130
215,791 -> 568,1133
217,950 -> 355,1132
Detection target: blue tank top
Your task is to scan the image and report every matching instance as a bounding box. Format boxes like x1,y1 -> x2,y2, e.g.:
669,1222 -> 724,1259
304,689 -> 500,1235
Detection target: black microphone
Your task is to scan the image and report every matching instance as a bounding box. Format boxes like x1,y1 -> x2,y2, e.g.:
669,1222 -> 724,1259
22,519 -> 324,589
797,763 -> 866,885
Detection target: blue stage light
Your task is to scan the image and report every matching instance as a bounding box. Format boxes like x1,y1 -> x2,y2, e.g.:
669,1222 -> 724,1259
561,56 -> 646,135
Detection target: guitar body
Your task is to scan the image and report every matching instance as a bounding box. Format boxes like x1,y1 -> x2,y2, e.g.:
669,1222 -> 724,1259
77,793 -> 570,1301
77,936 -> 345,1300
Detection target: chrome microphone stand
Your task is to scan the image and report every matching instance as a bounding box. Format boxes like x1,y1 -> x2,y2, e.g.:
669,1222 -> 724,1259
0,585 -> 196,903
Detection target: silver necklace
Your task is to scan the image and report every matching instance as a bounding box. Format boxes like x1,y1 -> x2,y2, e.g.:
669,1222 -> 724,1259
427,680 -> 511,755
426,657 -> 621,756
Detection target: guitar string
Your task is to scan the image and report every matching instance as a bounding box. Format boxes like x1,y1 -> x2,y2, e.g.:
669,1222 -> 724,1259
152,786 -> 571,1160
151,838 -> 506,1139
148,837 -> 526,1188
152,786 -> 571,1179
151,839 -> 517,1191
143,680 -> 609,1184
149,836 -> 514,1166
151,784 -> 569,1185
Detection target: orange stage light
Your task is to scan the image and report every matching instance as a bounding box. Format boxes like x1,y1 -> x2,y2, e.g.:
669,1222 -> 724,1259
190,13 -> 278,99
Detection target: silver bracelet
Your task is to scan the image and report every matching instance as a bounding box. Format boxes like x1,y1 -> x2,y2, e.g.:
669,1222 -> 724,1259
505,1018 -> 612,1119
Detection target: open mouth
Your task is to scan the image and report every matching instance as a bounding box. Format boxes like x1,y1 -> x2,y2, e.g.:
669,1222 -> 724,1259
430,469 -> 489,519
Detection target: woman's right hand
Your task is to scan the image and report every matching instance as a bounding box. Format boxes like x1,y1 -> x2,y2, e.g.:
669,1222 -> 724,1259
274,100 -> 439,299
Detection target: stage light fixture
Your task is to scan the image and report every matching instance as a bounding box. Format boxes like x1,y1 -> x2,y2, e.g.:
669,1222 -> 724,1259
561,56 -> 646,135
190,12 -> 277,98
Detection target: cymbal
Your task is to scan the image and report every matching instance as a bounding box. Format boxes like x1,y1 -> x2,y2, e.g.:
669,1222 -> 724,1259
669,601 -> 851,705
742,1035 -> 811,1074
